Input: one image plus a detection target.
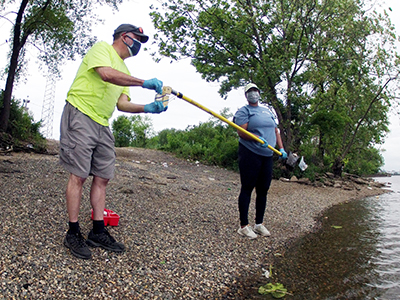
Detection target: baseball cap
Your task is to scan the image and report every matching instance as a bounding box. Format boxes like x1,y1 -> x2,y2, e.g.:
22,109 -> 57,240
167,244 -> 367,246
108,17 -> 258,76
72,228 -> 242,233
244,83 -> 260,93
114,24 -> 149,43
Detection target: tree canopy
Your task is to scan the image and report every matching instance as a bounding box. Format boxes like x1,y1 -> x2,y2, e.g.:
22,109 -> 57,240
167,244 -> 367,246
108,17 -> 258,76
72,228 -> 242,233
0,0 -> 122,132
150,0 -> 400,175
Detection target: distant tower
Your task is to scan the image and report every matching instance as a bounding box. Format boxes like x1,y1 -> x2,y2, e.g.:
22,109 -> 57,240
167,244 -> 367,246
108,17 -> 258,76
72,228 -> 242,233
40,75 -> 56,139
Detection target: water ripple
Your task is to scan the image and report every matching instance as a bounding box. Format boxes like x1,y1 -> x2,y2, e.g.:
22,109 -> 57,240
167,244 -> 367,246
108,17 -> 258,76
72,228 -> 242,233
270,176 -> 400,299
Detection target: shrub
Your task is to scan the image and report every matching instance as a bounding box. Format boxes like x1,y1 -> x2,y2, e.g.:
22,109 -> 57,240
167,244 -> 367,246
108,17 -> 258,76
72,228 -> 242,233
0,90 -> 46,152
155,121 -> 239,170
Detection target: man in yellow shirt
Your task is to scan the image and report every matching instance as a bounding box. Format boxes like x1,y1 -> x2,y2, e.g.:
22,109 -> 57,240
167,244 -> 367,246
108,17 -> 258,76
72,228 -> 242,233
60,24 -> 167,259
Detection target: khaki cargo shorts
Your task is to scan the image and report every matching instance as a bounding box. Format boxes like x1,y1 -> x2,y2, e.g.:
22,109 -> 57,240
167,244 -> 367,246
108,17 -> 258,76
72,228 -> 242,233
59,102 -> 116,179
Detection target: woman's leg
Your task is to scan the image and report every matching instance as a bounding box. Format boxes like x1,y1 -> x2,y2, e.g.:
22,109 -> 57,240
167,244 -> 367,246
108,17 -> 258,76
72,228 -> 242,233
238,144 -> 262,226
255,156 -> 273,224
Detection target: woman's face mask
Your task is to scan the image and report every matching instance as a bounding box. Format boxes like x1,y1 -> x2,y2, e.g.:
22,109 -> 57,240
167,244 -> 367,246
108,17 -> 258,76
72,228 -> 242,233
123,35 -> 141,57
246,90 -> 260,103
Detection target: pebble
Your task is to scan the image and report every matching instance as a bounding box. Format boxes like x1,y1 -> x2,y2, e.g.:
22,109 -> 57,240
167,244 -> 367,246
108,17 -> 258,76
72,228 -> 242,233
0,149 -> 385,299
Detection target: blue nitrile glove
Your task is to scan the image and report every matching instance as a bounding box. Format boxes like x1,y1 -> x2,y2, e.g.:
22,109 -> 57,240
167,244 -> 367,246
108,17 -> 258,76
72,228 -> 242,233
142,78 -> 163,94
144,101 -> 168,114
259,137 -> 269,148
279,148 -> 288,159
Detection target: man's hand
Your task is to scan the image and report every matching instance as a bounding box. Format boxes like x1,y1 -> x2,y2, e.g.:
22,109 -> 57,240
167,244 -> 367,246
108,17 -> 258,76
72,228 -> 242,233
143,78 -> 163,94
144,101 -> 168,114
259,137 -> 269,148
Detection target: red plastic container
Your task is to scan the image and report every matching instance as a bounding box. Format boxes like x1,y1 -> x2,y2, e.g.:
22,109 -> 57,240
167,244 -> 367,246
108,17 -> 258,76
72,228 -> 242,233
91,209 -> 120,226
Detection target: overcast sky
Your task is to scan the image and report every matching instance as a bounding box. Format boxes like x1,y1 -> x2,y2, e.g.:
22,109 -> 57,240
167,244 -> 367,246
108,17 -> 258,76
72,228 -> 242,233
0,0 -> 399,172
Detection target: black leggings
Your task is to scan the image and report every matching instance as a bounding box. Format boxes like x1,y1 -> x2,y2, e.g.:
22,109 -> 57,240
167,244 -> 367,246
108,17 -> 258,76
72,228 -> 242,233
238,143 -> 273,226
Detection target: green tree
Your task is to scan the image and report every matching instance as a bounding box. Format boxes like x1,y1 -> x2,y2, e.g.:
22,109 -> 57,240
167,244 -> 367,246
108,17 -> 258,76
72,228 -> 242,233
0,0 -> 122,132
157,128 -> 178,148
0,89 -> 45,151
302,13 -> 396,175
150,0 -> 400,175
112,115 -> 133,147
112,115 -> 155,148
130,115 -> 155,148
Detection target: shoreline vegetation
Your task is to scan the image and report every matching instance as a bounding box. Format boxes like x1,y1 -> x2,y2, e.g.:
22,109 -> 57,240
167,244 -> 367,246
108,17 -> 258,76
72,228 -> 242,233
0,142 -> 388,299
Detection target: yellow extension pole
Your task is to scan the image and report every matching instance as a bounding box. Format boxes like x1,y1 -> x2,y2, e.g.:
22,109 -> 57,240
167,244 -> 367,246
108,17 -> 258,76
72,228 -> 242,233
170,88 -> 282,156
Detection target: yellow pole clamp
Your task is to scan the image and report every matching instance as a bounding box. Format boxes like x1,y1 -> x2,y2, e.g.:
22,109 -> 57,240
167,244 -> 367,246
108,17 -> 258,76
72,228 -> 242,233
154,86 -> 172,108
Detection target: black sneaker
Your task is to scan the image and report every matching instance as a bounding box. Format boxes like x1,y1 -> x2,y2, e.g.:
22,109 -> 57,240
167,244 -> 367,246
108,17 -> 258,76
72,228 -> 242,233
64,231 -> 92,259
86,228 -> 125,252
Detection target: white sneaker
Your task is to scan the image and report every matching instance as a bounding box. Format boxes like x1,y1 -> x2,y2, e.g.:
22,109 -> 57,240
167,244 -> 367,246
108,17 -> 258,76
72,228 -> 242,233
237,225 -> 258,239
254,224 -> 271,237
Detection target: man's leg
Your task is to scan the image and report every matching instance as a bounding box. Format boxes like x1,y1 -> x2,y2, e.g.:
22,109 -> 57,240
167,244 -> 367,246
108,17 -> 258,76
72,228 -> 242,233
90,176 -> 108,235
66,173 -> 86,222
90,176 -> 108,220
64,173 -> 92,259
86,175 -> 125,252
59,102 -> 101,259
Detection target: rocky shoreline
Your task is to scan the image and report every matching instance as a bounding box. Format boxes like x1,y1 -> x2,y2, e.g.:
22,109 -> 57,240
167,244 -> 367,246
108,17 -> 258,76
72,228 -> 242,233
0,146 -> 387,299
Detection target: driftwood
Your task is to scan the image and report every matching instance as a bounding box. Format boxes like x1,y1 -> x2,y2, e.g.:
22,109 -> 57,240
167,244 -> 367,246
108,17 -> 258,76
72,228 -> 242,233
280,172 -> 388,191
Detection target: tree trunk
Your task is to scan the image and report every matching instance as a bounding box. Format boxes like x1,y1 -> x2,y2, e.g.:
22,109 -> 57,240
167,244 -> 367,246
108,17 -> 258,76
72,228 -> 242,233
0,0 -> 29,132
266,81 -> 289,148
0,51 -> 20,132
332,157 -> 343,177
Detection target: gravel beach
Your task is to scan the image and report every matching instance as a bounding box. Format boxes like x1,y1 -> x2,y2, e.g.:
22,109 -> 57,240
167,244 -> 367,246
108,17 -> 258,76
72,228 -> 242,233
0,145 -> 386,299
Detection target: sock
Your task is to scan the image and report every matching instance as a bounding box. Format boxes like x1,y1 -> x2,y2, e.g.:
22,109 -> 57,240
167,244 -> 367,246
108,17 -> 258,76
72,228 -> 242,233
68,221 -> 80,234
93,220 -> 105,234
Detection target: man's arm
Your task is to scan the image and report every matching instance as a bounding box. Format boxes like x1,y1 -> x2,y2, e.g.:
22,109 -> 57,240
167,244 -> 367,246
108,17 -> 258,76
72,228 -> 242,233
95,66 -> 163,94
117,94 -> 167,114
116,94 -> 145,113
95,66 -> 144,87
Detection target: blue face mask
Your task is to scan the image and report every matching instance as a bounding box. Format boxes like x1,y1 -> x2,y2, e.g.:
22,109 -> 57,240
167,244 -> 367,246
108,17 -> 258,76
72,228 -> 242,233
123,35 -> 141,56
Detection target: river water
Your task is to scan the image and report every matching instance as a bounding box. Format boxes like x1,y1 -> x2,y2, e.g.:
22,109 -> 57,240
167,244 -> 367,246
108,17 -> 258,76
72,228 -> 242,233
269,175 -> 400,300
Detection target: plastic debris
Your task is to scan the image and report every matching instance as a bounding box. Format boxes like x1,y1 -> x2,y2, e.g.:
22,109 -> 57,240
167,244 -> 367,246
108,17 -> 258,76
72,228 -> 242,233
262,268 -> 270,279
298,156 -> 308,171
